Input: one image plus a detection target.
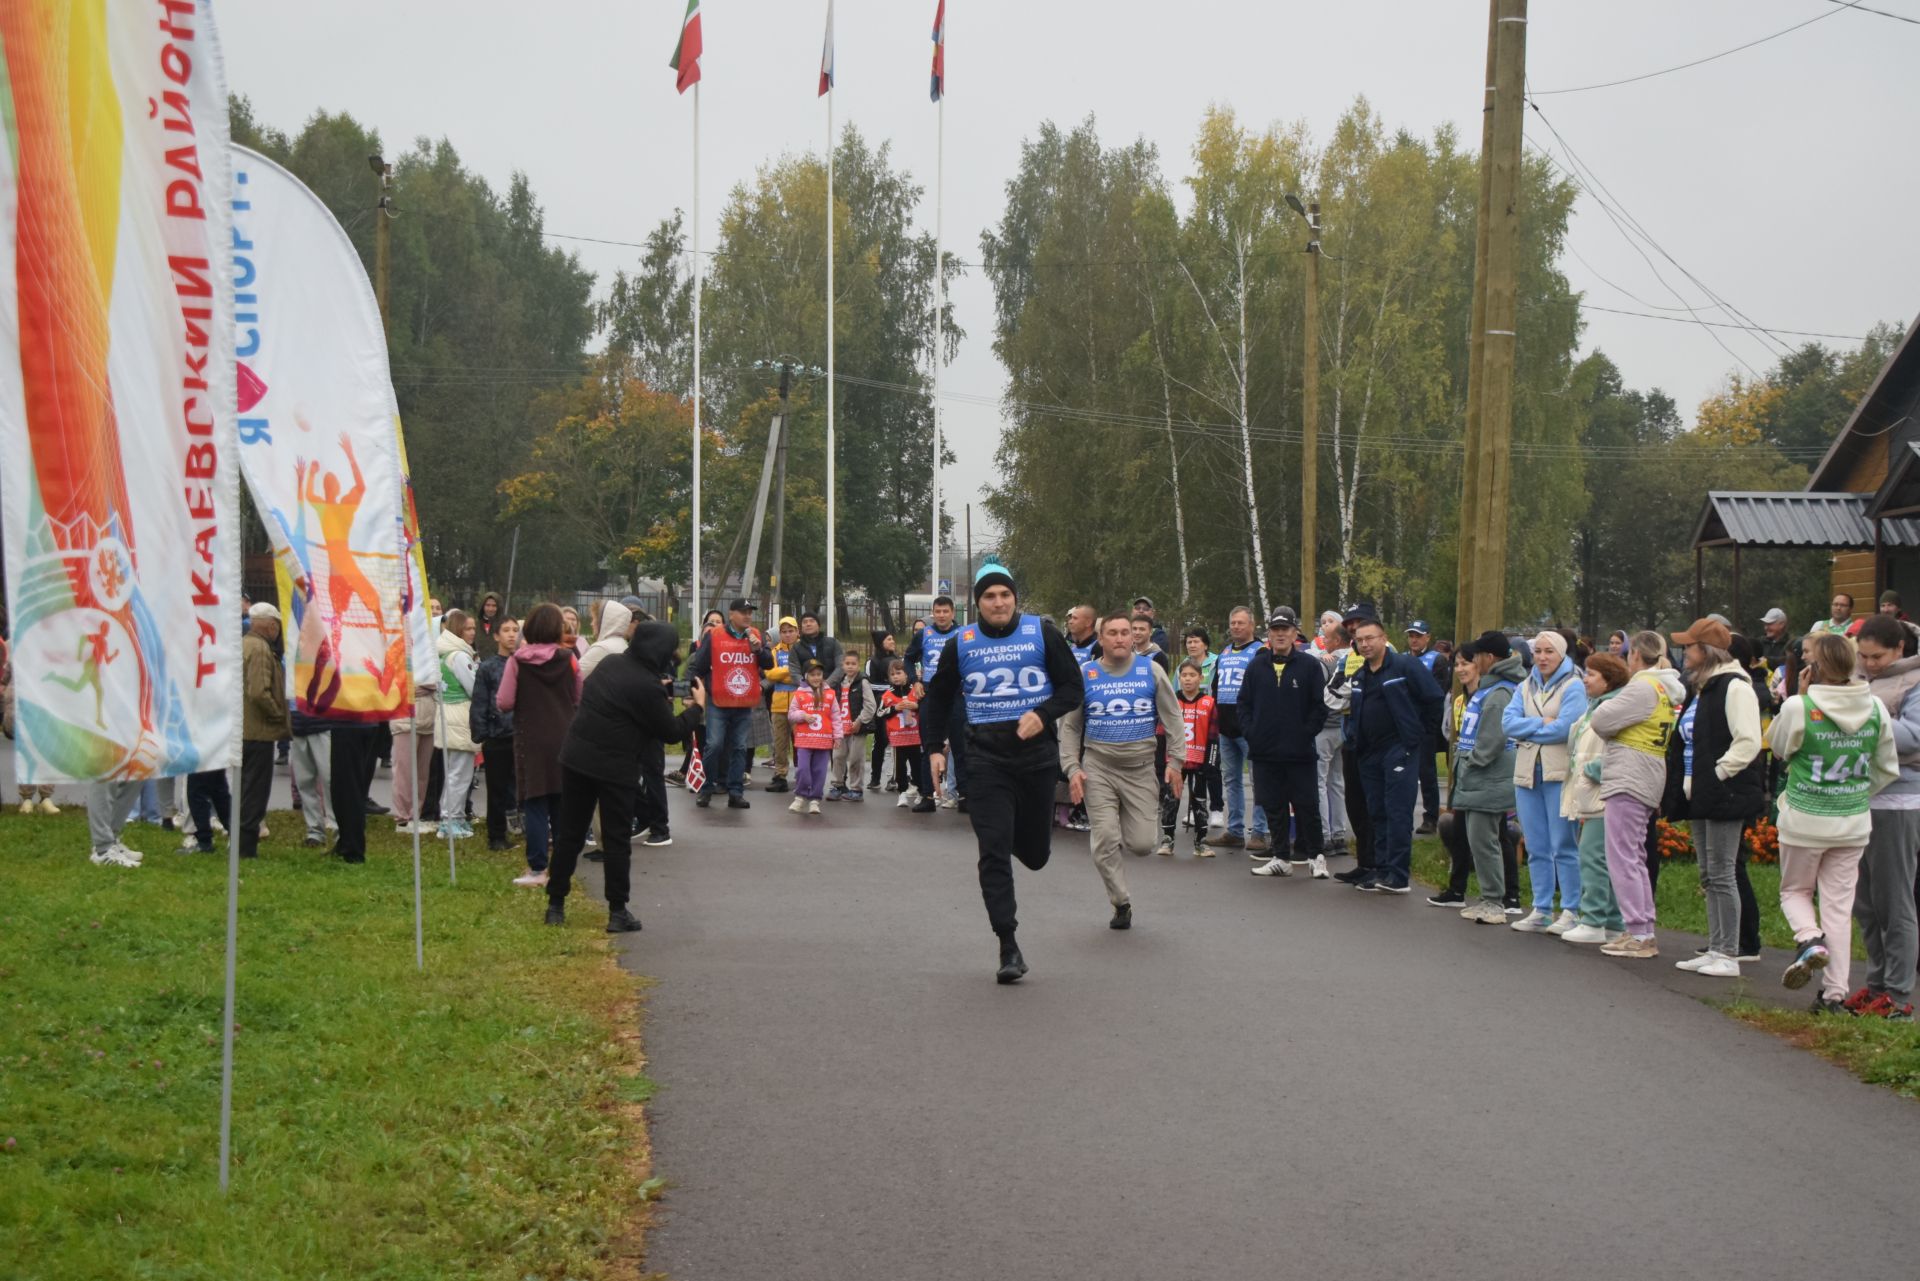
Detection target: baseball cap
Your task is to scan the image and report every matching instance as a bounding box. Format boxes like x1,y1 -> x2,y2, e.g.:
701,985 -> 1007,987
727,598 -> 756,614
247,601 -> 281,622
1132,595 -> 1154,609
1473,629 -> 1511,660
778,615 -> 799,630
1266,607 -> 1300,630
1760,607 -> 1787,625
1672,617 -> 1733,649
1406,619 -> 1431,636
1341,601 -> 1380,626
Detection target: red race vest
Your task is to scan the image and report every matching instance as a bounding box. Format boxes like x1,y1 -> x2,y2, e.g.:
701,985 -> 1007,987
1179,693 -> 1216,767
708,626 -> 765,708
881,689 -> 921,747
790,687 -> 837,751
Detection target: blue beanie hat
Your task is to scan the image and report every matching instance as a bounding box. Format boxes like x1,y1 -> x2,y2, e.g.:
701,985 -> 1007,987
973,558 -> 1016,602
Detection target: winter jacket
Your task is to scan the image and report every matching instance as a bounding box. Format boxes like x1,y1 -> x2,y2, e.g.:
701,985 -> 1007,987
793,630 -> 843,681
560,623 -> 701,786
1344,648 -> 1444,756
1768,680 -> 1899,846
473,592 -> 504,660
1238,644 -> 1329,763
1867,654 -> 1920,804
242,631 -> 291,742
1505,654 -> 1588,787
469,654 -> 514,741
1677,661 -> 1766,821
434,628 -> 478,753
1451,654 -> 1524,812
500,642 -> 580,800
579,600 -> 633,681
1590,666 -> 1685,810
1561,689 -> 1612,822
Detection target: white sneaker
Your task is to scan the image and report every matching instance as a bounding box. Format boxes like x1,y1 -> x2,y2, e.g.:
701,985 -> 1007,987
1543,909 -> 1578,936
1309,854 -> 1329,879
1675,952 -> 1715,972
511,871 -> 549,888
789,797 -> 806,814
1678,951 -> 1735,974
18,801 -> 34,815
897,790 -> 916,809
808,800 -> 822,815
1509,909 -> 1553,933
1251,856 -> 1292,877
90,843 -> 141,868
1208,810 -> 1225,828
1697,954 -> 1742,978
938,795 -> 957,810
39,798 -> 62,815
1561,922 -> 1612,945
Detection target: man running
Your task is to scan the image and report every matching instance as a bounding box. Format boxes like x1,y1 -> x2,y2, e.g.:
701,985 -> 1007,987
1205,607 -> 1269,854
923,562 -> 1084,983
908,594 -> 966,809
1058,609 -> 1185,928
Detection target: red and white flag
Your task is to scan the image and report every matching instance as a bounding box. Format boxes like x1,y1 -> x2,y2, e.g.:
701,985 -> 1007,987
686,745 -> 707,794
819,0 -> 834,96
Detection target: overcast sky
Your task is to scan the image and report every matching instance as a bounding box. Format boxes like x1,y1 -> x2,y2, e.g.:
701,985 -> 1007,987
222,1 -> 1920,538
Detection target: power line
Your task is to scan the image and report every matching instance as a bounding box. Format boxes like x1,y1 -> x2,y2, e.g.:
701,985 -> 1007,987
1824,0 -> 1920,24
1530,3 -> 1853,95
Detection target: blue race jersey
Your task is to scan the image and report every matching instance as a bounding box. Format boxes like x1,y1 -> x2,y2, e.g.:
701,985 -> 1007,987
1083,655 -> 1158,744
1456,679 -> 1516,755
920,623 -> 958,684
1678,699 -> 1698,777
954,614 -> 1054,724
1215,641 -> 1260,706
1070,638 -> 1097,668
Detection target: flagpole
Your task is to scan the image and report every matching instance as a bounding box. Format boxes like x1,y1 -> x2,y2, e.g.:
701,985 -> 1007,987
691,82 -> 704,628
826,72 -> 836,632
930,90 -> 943,598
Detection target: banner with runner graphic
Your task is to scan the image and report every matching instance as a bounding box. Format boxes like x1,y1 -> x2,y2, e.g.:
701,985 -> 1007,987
0,0 -> 241,782
229,146 -> 417,722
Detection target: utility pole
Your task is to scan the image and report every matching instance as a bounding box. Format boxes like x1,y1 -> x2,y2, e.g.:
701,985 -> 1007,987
964,503 -> 974,625
369,154 -> 393,334
770,362 -> 791,622
1467,0 -> 1527,638
1288,194 -> 1322,623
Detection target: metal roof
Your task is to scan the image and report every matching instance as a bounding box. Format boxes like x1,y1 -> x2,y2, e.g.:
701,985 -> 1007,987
1692,490 -> 1920,550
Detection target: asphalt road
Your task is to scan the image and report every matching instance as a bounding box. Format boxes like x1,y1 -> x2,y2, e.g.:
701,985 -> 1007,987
599,785 -> 1920,1281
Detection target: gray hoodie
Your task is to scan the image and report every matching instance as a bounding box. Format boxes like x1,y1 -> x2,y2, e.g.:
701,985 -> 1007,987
1867,653 -> 1920,803
579,599 -> 633,680
1449,654 -> 1524,813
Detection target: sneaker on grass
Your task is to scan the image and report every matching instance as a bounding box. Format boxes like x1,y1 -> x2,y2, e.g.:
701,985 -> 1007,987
90,843 -> 142,868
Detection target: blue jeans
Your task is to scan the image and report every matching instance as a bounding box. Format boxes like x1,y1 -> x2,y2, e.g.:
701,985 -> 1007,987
703,705 -> 754,796
136,778 -> 164,824
1219,733 -> 1267,839
1357,742 -> 1417,887
1514,766 -> 1581,913
523,793 -> 555,872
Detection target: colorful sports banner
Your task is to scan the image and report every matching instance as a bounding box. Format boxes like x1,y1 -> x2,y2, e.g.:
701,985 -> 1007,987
228,146 -> 419,721
0,0 -> 241,782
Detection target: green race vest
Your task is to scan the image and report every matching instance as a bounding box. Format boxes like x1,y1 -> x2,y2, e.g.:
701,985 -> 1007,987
1784,695 -> 1882,819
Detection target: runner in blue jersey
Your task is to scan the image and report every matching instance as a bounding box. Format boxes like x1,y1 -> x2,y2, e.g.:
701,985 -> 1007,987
906,594 -> 967,809
922,561 -> 1086,984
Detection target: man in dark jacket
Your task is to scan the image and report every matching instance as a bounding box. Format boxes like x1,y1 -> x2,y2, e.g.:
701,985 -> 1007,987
1343,603 -> 1444,894
1242,607 -> 1330,879
1405,620 -> 1452,833
923,562 -> 1086,983
470,617 -> 520,850
545,623 -> 703,932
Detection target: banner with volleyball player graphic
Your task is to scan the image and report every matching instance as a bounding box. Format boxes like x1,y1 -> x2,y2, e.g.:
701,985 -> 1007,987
0,0 -> 242,783
229,146 -> 417,722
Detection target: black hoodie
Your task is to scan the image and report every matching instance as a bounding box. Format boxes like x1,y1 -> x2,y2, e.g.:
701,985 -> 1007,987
560,622 -> 703,785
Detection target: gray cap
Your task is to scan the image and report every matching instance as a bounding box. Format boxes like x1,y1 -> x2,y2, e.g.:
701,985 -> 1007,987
1760,607 -> 1787,625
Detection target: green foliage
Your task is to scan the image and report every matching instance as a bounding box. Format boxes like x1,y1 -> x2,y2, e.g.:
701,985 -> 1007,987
229,98 -> 601,602
0,812 -> 650,1280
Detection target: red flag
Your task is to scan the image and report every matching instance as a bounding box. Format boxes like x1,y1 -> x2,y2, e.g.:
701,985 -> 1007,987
930,0 -> 944,102
687,745 -> 707,794
819,0 -> 835,97
670,0 -> 703,94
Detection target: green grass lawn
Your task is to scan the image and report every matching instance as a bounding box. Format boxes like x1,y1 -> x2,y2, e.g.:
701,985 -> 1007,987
1409,833 -> 1800,950
1729,1002 -> 1920,1099
0,808 -> 652,1281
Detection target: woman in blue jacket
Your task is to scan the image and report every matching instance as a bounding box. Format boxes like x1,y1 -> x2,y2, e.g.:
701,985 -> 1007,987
1503,630 -> 1590,933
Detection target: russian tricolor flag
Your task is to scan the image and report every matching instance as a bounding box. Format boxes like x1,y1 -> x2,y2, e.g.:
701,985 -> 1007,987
930,0 -> 945,101
819,0 -> 835,96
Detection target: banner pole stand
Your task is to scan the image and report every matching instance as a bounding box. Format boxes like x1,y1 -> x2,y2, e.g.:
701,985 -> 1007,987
218,761 -> 241,1191
411,716 -> 424,971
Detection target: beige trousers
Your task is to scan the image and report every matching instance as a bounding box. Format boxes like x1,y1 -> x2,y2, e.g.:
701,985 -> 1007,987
1082,744 -> 1159,908
770,710 -> 793,779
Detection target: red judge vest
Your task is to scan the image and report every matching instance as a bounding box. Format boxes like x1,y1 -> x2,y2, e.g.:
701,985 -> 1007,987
709,626 -> 765,708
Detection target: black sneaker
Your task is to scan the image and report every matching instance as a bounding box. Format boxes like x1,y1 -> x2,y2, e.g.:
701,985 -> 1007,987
1376,882 -> 1411,895
1415,818 -> 1437,835
543,903 -> 565,926
644,830 -> 673,847
606,907 -> 642,933
911,798 -> 937,813
585,850 -> 605,863
696,792 -> 713,808
488,839 -> 510,852
1110,902 -> 1132,930
1810,992 -> 1848,1015
1353,878 -> 1382,893
1426,889 -> 1466,908
1333,867 -> 1371,885
767,778 -> 790,794
727,794 -> 751,810
366,799 -> 391,816
996,936 -> 1028,984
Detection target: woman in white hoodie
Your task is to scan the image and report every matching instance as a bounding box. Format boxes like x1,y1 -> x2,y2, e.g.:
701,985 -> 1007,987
1767,632 -> 1898,1011
434,610 -> 480,840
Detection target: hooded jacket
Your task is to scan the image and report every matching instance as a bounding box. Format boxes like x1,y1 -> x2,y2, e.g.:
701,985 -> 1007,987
579,599 -> 633,681
1866,653 -> 1920,804
1589,665 -> 1686,810
561,622 -> 702,785
1768,679 -> 1899,846
1451,653 -> 1524,812
1504,653 -> 1588,786
469,650 -> 515,742
473,592 -> 504,660
499,641 -> 580,800
434,627 -> 478,753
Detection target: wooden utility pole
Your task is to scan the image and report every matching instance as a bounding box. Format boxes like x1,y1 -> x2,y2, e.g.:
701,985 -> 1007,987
1458,0 -> 1525,641
1300,200 -> 1322,625
1453,1 -> 1499,641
